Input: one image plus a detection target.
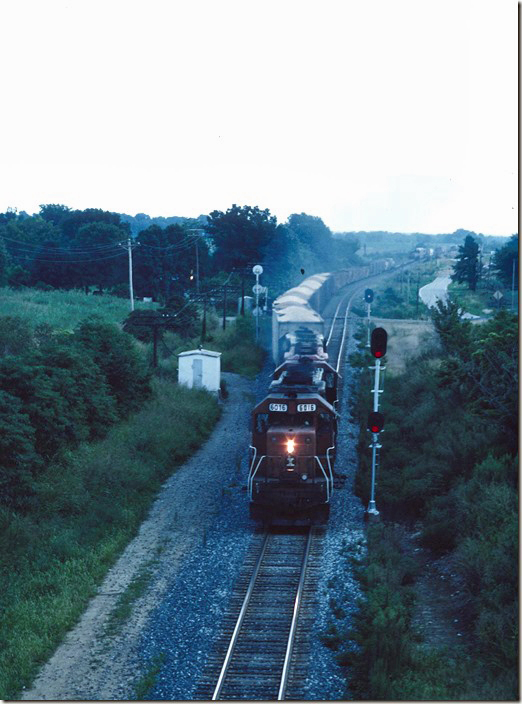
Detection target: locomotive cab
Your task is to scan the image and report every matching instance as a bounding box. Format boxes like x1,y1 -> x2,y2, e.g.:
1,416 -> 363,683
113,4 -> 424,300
248,392 -> 337,524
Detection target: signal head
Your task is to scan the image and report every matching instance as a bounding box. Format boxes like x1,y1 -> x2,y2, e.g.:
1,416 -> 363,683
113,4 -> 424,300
367,411 -> 384,434
370,327 -> 387,358
364,288 -> 374,303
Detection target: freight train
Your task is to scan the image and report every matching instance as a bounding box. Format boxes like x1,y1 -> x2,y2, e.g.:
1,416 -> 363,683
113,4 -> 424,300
248,264 -> 391,524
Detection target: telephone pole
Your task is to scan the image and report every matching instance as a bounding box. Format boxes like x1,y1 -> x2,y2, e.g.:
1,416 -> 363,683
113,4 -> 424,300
119,238 -> 136,311
127,238 -> 134,311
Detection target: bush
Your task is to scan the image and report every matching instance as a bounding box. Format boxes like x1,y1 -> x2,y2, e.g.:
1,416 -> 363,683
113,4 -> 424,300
74,317 -> 151,414
0,378 -> 220,699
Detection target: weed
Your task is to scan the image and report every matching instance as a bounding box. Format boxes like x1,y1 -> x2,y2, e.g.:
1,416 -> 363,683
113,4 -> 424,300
134,652 -> 166,700
104,562 -> 156,637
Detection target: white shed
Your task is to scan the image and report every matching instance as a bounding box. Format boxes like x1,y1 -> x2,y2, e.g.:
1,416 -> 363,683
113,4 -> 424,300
178,348 -> 221,392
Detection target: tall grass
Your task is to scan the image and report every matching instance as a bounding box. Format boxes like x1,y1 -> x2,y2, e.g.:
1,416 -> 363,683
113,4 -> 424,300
0,288 -> 155,330
156,313 -> 266,379
0,379 -> 220,699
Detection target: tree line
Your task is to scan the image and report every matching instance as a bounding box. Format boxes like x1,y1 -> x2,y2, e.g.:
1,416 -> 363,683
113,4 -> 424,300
0,204 -> 361,301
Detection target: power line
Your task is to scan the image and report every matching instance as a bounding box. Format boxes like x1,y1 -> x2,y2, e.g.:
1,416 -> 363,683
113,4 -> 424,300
9,250 -> 127,264
137,236 -> 200,252
0,237 -> 126,255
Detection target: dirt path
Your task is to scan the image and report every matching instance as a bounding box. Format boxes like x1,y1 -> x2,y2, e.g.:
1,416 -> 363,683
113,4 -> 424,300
21,372 -> 254,701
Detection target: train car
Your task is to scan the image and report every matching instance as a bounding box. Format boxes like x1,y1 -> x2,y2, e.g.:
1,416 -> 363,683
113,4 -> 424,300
274,326 -> 338,407
248,360 -> 337,525
271,273 -> 331,364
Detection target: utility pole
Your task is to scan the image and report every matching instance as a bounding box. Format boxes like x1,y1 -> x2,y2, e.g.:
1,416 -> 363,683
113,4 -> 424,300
201,294 -> 207,343
195,240 -> 200,294
512,257 -> 516,310
119,238 -> 136,311
222,283 -> 228,330
187,228 -> 204,294
128,238 -> 134,311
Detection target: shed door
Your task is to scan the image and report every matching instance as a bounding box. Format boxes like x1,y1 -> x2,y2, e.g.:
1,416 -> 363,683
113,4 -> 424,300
193,358 -> 203,388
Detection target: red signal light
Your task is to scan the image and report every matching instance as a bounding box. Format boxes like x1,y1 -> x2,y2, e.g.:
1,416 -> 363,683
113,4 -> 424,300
370,327 -> 387,358
367,411 -> 384,433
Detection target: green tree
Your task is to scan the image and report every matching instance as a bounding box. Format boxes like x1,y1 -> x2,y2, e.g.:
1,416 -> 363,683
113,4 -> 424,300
286,213 -> 332,254
133,224 -> 204,302
74,222 -> 127,292
0,316 -> 34,357
161,292 -> 199,337
74,318 -> 151,414
61,208 -> 123,239
205,204 -> 277,271
451,234 -> 480,291
0,215 -> 62,286
30,240 -> 75,290
0,355 -> 78,459
431,298 -> 472,356
0,237 -> 10,286
0,391 -> 41,507
39,203 -> 72,227
492,235 -> 518,289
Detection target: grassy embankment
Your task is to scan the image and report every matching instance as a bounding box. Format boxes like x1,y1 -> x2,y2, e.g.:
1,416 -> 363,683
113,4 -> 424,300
0,287 -> 156,329
0,288 -> 265,699
321,306 -> 518,699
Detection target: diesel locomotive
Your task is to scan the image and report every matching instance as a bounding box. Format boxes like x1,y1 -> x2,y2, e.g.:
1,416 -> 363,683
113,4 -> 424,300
248,327 -> 338,524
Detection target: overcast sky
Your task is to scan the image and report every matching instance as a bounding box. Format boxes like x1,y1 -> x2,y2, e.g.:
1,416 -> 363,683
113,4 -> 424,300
0,0 -> 517,235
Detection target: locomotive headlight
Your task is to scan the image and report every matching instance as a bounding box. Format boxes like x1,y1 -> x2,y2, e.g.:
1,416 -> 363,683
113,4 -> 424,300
286,438 -> 295,454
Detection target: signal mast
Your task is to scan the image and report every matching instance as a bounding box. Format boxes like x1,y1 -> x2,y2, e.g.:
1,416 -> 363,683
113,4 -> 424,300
367,326 -> 387,516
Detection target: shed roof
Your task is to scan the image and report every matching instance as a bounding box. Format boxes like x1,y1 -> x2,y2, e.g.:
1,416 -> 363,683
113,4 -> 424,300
178,348 -> 222,358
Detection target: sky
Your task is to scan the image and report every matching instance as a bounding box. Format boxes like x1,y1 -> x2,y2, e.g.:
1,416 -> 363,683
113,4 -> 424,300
0,0 -> 517,235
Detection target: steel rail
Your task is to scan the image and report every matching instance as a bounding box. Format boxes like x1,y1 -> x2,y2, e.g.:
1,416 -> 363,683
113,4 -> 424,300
211,531 -> 270,701
335,293 -> 353,374
334,283 -> 375,373
325,294 -> 347,347
277,528 -> 313,701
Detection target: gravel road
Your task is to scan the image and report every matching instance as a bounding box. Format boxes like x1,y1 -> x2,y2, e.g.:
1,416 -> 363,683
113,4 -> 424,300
22,321 -> 367,701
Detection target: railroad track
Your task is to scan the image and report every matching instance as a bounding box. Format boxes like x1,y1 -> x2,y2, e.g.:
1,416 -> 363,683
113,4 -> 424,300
325,285 -> 363,375
195,527 -> 323,701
